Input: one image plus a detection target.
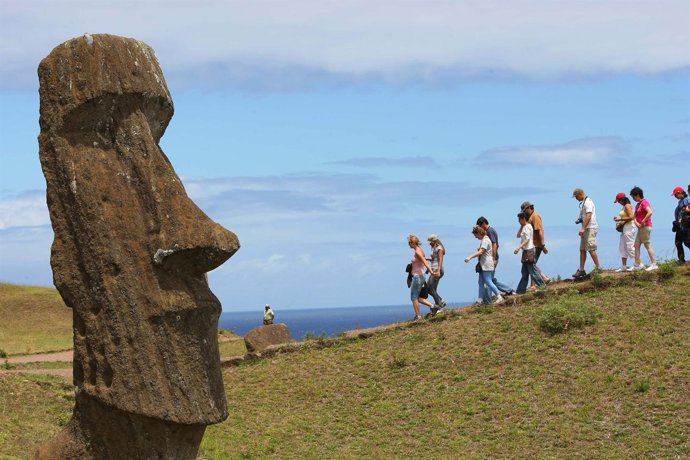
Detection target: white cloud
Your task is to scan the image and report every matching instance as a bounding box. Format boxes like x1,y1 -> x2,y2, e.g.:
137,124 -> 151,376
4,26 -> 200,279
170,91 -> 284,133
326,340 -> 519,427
476,137 -> 629,168
0,190 -> 49,229
1,1 -> 689,89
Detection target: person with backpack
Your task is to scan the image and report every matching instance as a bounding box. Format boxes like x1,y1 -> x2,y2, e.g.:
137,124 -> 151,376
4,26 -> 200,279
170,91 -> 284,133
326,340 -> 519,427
407,235 -> 437,321
514,212 -> 546,293
671,186 -> 690,264
476,216 -> 514,301
464,226 -> 505,305
520,201 -> 551,286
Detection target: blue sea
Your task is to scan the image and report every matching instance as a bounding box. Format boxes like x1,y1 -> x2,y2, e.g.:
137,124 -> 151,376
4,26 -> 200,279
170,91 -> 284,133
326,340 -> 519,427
219,302 -> 471,340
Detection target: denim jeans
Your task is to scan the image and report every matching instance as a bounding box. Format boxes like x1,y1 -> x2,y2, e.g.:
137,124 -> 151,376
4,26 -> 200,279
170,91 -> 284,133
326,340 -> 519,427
478,271 -> 500,303
481,261 -> 513,303
410,274 -> 425,300
516,262 -> 544,294
426,270 -> 443,305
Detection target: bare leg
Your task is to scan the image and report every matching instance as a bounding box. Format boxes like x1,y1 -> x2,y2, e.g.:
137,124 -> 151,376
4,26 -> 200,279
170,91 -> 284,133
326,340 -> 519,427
579,249 -> 586,271
590,250 -> 600,270
634,241 -> 642,266
412,300 -> 421,317
644,242 -> 656,264
419,298 -> 435,309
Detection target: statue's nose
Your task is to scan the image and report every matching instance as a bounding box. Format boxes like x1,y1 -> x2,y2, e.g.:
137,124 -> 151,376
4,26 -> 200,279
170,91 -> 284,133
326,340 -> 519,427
154,222 -> 239,275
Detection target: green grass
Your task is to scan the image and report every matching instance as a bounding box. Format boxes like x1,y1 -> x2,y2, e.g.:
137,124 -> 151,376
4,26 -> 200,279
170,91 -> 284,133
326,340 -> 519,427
0,283 -> 72,355
1,268 -> 689,458
218,338 -> 246,358
536,293 -> 602,333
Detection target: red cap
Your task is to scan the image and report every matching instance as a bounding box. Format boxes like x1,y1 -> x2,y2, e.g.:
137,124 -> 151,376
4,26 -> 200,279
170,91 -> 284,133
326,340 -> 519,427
614,192 -> 626,203
672,186 -> 684,196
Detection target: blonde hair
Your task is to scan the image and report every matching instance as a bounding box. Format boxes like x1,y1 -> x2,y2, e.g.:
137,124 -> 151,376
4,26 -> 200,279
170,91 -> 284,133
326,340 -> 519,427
471,226 -> 486,237
407,235 -> 421,246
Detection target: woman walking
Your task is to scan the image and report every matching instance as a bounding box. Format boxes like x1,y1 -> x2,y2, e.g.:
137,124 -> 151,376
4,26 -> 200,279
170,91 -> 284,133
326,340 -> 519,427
514,212 -> 545,293
464,226 -> 504,304
630,186 -> 658,271
613,192 -> 636,271
426,234 -> 447,311
407,235 -> 436,321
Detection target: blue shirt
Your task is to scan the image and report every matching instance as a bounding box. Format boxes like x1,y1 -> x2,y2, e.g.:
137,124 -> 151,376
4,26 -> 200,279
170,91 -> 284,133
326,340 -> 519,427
676,196 -> 690,221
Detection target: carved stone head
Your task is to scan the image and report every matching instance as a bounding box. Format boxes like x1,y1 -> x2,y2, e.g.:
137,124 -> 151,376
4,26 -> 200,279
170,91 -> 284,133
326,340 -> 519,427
38,34 -> 239,425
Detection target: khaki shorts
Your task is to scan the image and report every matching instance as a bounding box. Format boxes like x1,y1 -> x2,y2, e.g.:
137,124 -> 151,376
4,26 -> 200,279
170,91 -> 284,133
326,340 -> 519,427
636,225 -> 652,244
580,227 -> 598,251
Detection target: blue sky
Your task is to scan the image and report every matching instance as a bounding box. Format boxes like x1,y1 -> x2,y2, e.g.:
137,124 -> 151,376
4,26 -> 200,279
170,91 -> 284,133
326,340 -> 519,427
1,1 -> 688,311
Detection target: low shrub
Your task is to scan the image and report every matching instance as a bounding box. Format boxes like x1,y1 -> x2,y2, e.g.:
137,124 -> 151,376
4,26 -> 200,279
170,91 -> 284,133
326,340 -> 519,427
389,355 -> 408,369
0,349 -> 7,359
536,295 -> 602,334
657,261 -> 676,281
634,378 -> 650,393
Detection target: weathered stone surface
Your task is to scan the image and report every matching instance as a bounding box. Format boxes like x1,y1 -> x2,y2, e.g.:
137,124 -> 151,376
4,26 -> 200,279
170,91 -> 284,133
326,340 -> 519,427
244,324 -> 294,353
36,34 -> 239,459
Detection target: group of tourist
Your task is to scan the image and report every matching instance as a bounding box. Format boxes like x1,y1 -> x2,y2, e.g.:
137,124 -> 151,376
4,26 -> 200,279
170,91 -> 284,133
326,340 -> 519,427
406,184 -> 690,320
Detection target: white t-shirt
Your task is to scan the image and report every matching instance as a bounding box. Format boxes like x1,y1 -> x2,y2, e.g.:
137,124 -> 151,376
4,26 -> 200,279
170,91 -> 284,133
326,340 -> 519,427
580,196 -> 598,229
520,223 -> 535,250
479,236 -> 495,271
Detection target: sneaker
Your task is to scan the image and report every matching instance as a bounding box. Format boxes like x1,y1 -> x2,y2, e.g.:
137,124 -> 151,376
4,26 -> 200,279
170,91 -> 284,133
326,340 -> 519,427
572,269 -> 586,278
440,299 -> 447,309
615,266 -> 628,272
629,264 -> 645,271
429,305 -> 440,316
645,263 -> 658,271
411,315 -> 423,322
493,295 -> 505,304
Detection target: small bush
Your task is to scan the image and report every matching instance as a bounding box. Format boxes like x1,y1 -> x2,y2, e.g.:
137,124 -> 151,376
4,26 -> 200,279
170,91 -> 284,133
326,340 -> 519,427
634,378 -> 650,393
590,270 -> 606,288
389,355 -> 408,369
536,295 -> 602,334
0,349 -> 7,359
657,261 -> 676,281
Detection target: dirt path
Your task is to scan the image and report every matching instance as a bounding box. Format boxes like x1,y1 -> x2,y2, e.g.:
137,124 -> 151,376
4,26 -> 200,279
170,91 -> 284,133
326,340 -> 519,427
1,350 -> 73,381
6,350 -> 73,364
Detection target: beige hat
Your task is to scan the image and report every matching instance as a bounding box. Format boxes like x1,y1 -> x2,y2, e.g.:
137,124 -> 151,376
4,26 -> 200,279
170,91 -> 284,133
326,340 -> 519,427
427,234 -> 440,243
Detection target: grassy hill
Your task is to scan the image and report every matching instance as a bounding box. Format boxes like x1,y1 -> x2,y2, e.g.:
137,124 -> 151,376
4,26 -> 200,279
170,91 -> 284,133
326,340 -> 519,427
1,266 -> 689,459
0,283 -> 72,355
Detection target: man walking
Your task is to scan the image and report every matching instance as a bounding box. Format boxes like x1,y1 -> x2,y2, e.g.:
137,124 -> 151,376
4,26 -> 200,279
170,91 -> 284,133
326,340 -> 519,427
672,186 -> 690,264
572,188 -> 601,277
476,216 -> 514,301
520,201 -> 551,286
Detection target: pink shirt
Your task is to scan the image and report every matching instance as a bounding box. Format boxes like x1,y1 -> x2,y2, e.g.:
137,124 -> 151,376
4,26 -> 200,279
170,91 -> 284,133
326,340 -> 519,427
635,199 -> 652,227
410,250 -> 425,276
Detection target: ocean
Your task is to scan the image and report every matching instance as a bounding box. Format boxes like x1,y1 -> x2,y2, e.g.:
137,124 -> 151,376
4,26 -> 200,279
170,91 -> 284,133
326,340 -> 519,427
219,302 -> 471,340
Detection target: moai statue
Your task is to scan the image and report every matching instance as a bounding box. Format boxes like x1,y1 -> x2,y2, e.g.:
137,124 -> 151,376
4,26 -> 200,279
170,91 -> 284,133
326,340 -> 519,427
36,34 -> 239,459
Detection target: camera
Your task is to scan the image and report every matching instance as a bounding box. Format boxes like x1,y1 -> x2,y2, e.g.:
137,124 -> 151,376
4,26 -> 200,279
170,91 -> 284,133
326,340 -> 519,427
575,218 -> 583,225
